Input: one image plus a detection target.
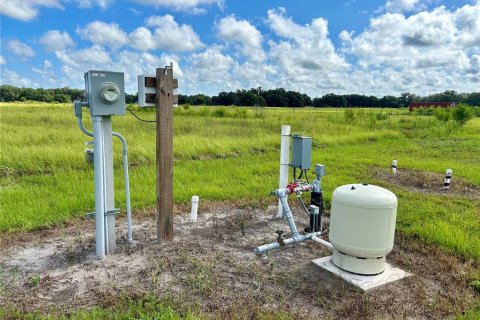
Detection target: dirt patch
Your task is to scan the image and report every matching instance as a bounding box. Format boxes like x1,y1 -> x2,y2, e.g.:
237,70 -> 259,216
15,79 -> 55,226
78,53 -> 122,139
374,168 -> 480,200
0,204 -> 478,319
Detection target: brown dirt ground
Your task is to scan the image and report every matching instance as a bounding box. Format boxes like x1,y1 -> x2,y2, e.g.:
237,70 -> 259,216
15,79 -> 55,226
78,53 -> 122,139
0,202 -> 478,319
374,168 -> 480,200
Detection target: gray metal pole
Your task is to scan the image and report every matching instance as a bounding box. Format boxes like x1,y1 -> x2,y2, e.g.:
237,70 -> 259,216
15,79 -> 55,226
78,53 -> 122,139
102,116 -> 116,253
93,116 -> 105,259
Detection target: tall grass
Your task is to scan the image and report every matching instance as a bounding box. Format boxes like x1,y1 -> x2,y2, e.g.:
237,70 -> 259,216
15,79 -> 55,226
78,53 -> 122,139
0,103 -> 479,261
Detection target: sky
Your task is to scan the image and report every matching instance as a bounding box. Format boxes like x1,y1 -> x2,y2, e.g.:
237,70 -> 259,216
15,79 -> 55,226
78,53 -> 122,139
0,0 -> 479,97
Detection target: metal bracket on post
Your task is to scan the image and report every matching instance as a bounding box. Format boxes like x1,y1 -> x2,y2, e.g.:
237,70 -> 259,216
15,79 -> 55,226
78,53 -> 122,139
85,209 -> 119,219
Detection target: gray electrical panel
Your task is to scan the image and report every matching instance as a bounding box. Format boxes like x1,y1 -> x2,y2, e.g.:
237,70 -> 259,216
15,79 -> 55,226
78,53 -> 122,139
291,134 -> 312,170
85,70 -> 125,116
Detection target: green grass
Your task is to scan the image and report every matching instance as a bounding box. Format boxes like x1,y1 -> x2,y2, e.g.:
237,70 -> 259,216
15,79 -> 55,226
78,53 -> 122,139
0,294 -> 294,320
1,103 -> 479,261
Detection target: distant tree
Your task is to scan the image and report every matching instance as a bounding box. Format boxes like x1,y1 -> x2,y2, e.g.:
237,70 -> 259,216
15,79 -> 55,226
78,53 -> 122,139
302,94 -> 312,106
379,95 -> 402,108
320,93 -> 346,108
54,94 -> 70,103
264,92 -> 288,107
190,94 -> 211,105
462,92 -> 480,106
125,93 -> 137,104
399,92 -> 417,107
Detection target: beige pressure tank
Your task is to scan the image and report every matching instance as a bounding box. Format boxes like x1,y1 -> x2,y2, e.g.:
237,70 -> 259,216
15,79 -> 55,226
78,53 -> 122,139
329,184 -> 398,275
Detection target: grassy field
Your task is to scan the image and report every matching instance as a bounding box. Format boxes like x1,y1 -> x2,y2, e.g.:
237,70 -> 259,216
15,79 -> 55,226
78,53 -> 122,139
0,102 -> 479,263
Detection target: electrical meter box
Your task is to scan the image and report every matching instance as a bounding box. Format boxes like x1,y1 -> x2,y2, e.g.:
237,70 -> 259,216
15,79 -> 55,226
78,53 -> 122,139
291,134 -> 312,170
85,70 -> 125,116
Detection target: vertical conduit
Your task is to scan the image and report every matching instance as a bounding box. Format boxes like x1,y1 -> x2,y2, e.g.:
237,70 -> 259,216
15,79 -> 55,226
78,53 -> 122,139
277,125 -> 291,218
112,132 -> 132,243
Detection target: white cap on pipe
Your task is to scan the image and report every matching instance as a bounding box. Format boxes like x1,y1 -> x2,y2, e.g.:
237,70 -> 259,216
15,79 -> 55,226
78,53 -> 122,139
191,196 -> 199,223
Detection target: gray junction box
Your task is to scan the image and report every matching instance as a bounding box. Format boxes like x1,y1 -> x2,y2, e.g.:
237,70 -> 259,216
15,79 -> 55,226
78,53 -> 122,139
291,134 -> 312,170
85,70 -> 125,116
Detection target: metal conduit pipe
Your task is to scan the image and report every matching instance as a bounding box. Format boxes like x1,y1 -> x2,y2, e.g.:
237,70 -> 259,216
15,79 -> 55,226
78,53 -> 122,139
112,132 -> 132,243
76,116 -> 93,137
76,115 -> 133,244
311,235 -> 334,250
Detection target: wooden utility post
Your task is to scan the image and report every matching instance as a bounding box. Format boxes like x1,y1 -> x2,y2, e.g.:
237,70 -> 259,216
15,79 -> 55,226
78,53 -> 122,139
155,63 -> 178,242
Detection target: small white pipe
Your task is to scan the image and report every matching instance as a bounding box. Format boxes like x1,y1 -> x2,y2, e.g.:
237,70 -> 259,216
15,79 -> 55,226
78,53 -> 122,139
191,196 -> 199,223
443,169 -> 452,190
391,160 -> 397,175
277,125 -> 291,218
93,116 -> 105,259
311,235 -> 334,250
254,231 -> 323,256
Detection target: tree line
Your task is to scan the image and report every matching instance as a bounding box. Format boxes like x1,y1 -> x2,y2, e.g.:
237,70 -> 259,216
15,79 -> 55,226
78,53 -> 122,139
179,89 -> 480,108
1,84 -> 479,107
0,85 -> 138,104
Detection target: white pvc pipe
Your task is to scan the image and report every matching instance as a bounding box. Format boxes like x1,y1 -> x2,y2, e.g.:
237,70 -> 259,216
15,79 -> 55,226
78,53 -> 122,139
311,235 -> 334,250
391,160 -> 397,175
112,132 -> 132,243
93,116 -> 105,259
444,169 -> 452,190
254,231 -> 323,256
191,195 -> 199,223
277,125 -> 291,218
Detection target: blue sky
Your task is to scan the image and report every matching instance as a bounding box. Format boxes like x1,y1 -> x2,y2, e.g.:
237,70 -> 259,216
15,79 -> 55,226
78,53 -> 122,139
1,0 -> 479,96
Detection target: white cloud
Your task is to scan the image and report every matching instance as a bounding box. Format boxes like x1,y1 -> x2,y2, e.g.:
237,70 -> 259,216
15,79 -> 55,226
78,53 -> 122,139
54,45 -> 112,88
216,15 -> 265,61
385,0 -> 424,13
128,7 -> 142,15
129,27 -> 156,51
339,30 -> 354,42
0,0 -> 62,21
143,15 -> 203,51
185,46 -> 239,92
340,2 -> 480,94
1,69 -> 34,87
7,40 -> 35,58
40,30 -> 75,52
454,2 -> 480,47
55,45 -> 111,67
132,0 -> 223,14
76,0 -> 113,9
32,60 -> 57,83
0,56 -> 6,64
266,8 -> 349,91
116,51 -> 183,92
77,21 -> 128,49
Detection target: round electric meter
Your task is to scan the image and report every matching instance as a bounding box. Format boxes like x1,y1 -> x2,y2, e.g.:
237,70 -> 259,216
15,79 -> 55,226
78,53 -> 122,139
99,82 -> 120,104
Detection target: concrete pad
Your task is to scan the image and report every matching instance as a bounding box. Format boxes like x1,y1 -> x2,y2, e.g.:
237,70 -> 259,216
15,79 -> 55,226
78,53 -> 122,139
312,256 -> 412,293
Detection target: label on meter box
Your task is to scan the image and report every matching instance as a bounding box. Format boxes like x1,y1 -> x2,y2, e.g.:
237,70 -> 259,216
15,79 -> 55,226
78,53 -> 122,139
92,72 -> 105,77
